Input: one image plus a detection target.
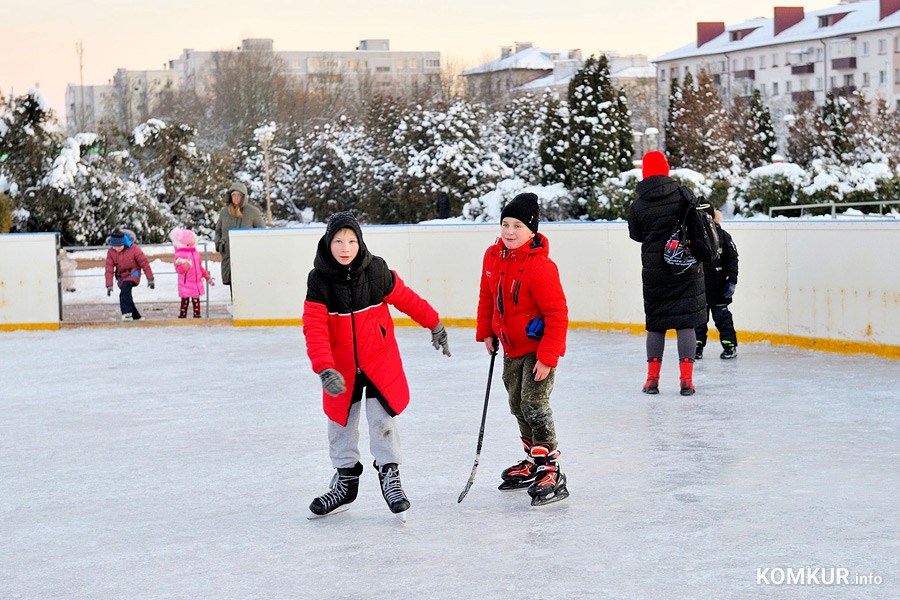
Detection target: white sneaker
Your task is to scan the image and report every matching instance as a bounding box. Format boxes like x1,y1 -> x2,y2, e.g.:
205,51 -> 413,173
122,313 -> 133,321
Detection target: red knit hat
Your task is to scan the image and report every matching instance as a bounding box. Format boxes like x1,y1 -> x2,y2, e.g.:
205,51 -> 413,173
642,151 -> 670,178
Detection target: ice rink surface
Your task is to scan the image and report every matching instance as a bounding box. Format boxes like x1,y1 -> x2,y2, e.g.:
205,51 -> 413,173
2,326 -> 898,599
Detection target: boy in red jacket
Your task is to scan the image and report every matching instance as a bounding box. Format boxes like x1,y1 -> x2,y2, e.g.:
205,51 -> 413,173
104,228 -> 154,321
303,212 -> 450,521
476,193 -> 569,507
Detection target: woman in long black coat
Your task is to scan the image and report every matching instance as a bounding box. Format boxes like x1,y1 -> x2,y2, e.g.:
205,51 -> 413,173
627,151 -> 705,396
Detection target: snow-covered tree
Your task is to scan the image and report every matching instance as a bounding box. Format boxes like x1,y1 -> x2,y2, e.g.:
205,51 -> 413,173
786,95 -> 832,167
494,94 -> 547,183
822,92 -> 852,164
664,76 -> 685,167
565,54 -> 633,210
538,91 -> 570,188
735,89 -> 778,169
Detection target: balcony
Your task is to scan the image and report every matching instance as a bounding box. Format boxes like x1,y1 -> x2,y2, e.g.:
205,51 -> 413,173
831,57 -> 857,70
831,86 -> 856,96
791,63 -> 815,75
792,90 -> 816,103
733,69 -> 755,80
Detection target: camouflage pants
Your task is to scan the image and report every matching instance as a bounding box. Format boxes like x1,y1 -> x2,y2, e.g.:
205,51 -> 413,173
502,353 -> 558,451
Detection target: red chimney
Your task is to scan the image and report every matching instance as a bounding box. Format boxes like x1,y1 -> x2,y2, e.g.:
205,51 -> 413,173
697,22 -> 726,48
774,7 -> 805,36
881,0 -> 900,19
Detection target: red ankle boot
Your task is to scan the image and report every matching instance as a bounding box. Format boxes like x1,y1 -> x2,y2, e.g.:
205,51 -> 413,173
679,358 -> 695,396
643,358 -> 661,394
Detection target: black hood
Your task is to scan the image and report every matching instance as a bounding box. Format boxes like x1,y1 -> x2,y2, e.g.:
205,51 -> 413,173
313,211 -> 372,280
636,175 -> 680,201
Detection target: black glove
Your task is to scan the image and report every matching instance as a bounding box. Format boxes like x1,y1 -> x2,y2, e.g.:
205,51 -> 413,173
431,322 -> 451,357
319,369 -> 346,396
148,279 -> 155,290
723,282 -> 735,298
106,285 -> 113,297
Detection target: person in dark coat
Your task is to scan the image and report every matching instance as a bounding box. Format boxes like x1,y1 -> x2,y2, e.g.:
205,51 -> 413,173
435,191 -> 452,219
302,211 -> 450,521
694,207 -> 739,360
214,182 -> 265,299
627,151 -> 706,396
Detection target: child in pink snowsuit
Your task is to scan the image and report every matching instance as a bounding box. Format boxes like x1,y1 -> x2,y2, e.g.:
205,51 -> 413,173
171,228 -> 214,318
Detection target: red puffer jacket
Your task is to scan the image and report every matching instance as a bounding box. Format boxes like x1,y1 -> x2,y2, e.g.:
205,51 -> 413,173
476,233 -> 568,367
104,245 -> 154,288
303,237 -> 439,426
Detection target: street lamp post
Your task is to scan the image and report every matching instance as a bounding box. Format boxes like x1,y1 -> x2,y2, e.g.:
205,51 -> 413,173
254,122 -> 276,226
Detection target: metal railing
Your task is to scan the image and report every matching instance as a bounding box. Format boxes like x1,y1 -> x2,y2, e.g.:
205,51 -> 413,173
59,241 -> 215,321
769,200 -> 900,219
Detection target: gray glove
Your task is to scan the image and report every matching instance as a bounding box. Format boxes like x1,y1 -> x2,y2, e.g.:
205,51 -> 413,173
147,279 -> 155,289
319,368 -> 346,396
106,285 -> 113,296
431,322 -> 451,357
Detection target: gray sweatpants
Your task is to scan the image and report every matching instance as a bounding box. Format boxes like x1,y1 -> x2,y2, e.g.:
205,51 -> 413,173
502,353 -> 558,451
328,398 -> 402,469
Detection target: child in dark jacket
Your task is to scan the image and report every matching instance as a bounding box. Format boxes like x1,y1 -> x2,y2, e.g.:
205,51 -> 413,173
302,212 -> 450,521
695,207 -> 739,359
104,228 -> 154,321
476,192 -> 569,507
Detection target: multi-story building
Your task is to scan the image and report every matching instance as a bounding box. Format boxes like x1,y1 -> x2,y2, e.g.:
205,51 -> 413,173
66,69 -> 179,135
168,38 -> 441,99
66,39 -> 441,133
652,0 -> 900,124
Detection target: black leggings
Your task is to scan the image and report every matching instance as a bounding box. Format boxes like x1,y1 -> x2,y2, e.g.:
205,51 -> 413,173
646,329 -> 696,361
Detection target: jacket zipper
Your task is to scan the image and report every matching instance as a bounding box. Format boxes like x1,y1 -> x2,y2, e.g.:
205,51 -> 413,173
346,272 -> 361,375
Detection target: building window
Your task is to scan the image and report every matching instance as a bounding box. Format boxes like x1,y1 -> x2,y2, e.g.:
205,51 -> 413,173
785,80 -> 792,93
761,83 -> 767,94
895,68 -> 900,84
862,41 -> 870,56
800,78 -> 810,91
760,55 -> 766,69
880,70 -> 887,84
744,56 -> 753,69
830,76 -> 836,88
816,77 -> 824,90
863,72 -> 870,86
732,59 -> 738,70
772,53 -> 778,66
773,81 -> 779,95
376,66 -> 390,73
672,66 -> 679,79
409,59 -> 419,70
816,47 -> 823,61
879,39 -> 887,54
424,59 -> 440,68
660,68 -> 666,80
896,37 -> 900,52
785,51 -> 792,65
845,74 -> 855,87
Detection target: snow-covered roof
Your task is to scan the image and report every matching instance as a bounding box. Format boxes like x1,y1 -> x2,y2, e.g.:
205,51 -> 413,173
653,0 -> 900,63
461,46 -> 565,75
510,65 -> 656,93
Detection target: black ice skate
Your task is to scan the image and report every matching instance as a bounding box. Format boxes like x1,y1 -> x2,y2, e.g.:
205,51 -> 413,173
720,342 -> 737,359
527,445 -> 569,507
374,461 -> 410,522
307,461 -> 363,520
498,436 -> 536,491
694,342 -> 704,360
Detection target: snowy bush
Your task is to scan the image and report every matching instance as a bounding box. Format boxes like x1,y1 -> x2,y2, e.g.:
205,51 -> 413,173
462,179 -> 572,223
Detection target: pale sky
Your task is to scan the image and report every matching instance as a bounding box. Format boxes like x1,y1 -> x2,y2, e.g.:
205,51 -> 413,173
2,0 -> 839,123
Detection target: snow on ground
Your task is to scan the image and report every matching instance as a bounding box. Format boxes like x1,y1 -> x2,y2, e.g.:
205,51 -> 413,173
2,326 -> 899,599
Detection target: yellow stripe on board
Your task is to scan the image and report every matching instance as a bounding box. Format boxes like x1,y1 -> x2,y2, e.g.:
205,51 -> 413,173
232,319 -> 303,328
0,322 -> 59,332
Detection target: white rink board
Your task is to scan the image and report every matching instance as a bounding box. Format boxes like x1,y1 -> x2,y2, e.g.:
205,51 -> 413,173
0,233 -> 59,328
229,221 -> 900,347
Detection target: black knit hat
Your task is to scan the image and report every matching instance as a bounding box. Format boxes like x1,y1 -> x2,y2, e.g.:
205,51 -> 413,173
500,193 -> 540,233
325,211 -> 363,245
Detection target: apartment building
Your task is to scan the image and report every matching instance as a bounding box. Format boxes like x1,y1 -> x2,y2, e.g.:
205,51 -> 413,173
168,38 -> 440,99
653,0 -> 900,123
66,39 -> 440,133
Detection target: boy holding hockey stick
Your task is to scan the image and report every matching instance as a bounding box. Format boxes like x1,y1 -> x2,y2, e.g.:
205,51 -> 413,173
303,212 -> 450,521
476,193 -> 570,507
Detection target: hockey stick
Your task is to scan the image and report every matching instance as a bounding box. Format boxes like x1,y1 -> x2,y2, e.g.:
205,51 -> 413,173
457,347 -> 498,503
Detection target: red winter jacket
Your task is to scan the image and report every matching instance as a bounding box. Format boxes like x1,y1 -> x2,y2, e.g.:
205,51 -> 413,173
105,245 -> 154,288
476,233 -> 568,367
303,236 -> 439,426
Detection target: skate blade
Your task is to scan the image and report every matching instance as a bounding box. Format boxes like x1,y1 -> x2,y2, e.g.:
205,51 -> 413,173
393,510 -> 408,523
530,487 -> 570,507
307,504 -> 350,520
498,480 -> 533,492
